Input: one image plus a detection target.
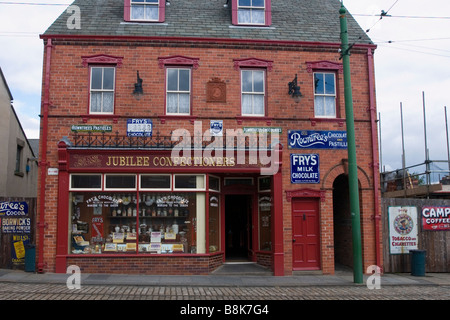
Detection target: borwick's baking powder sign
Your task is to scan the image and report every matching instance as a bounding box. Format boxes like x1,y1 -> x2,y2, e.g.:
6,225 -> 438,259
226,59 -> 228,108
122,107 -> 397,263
388,206 -> 418,254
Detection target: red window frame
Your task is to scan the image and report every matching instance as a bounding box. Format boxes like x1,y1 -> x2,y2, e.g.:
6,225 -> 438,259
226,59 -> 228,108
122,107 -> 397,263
124,0 -> 166,23
231,0 -> 272,26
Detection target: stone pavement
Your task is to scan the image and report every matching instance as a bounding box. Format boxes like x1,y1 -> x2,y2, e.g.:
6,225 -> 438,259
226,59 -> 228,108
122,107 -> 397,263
0,264 -> 449,287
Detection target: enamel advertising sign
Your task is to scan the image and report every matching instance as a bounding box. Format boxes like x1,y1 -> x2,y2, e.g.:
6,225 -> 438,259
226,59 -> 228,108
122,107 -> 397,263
288,130 -> 347,149
421,206 -> 450,231
388,206 -> 418,254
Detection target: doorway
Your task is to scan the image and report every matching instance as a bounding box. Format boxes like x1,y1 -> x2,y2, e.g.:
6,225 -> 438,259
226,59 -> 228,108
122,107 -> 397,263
225,195 -> 252,261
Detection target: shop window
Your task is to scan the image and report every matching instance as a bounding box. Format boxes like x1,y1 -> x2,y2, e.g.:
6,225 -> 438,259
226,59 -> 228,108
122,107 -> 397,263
258,194 -> 271,251
208,175 -> 220,192
105,174 -> 136,190
140,174 -> 171,190
174,174 -> 205,190
258,176 -> 271,192
69,191 -> 202,255
314,72 -> 336,118
209,194 -> 220,253
70,174 -> 102,190
90,66 -> 115,114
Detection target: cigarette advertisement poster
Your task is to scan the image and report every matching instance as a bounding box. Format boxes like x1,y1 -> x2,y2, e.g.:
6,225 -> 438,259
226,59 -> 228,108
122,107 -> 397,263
388,206 -> 418,254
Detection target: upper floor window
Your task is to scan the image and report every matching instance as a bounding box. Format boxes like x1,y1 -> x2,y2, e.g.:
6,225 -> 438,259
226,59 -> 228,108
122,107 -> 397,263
313,72 -> 336,118
232,0 -> 271,26
166,68 -> 191,115
158,55 -> 199,116
124,0 -> 165,22
90,66 -> 115,114
241,69 -> 265,116
306,60 -> 343,119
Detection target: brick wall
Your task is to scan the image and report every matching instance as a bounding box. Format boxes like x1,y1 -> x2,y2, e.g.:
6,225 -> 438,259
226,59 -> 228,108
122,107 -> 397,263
37,39 -> 380,275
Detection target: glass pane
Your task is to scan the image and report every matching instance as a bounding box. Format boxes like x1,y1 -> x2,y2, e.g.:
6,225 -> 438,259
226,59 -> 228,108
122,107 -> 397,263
239,0 -> 251,6
71,175 -> 102,189
179,93 -> 190,114
253,94 -> 264,115
314,96 -> 325,116
325,96 -> 336,117
105,175 -> 136,189
141,175 -> 171,189
145,0 -> 158,2
132,0 -> 145,3
325,73 -> 335,95
179,69 -> 190,91
259,195 -> 271,251
167,69 -> 178,91
253,70 -> 264,92
90,92 -> 102,113
167,93 -> 177,113
103,92 -> 114,113
138,192 -> 196,254
242,70 -> 252,92
146,6 -> 158,20
252,9 -> 265,23
131,5 -> 145,19
238,9 -> 251,23
209,176 -> 220,191
175,175 -> 198,189
252,0 -> 265,7
242,94 -> 252,114
314,73 -> 324,94
91,68 -> 103,90
209,195 -> 220,253
103,68 -> 115,90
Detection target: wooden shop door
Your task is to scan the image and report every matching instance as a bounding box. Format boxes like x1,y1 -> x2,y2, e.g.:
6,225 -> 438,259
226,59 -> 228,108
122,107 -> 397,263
292,198 -> 320,270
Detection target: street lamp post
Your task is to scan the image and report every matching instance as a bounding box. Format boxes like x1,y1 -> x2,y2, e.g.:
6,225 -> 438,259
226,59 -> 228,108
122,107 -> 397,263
339,3 -> 364,284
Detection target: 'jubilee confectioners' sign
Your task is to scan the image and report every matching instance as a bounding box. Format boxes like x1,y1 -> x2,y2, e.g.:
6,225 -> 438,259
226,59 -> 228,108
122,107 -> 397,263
70,153 -> 268,169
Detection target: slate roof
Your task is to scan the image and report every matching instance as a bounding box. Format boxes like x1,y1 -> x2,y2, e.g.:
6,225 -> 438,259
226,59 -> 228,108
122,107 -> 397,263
43,0 -> 372,45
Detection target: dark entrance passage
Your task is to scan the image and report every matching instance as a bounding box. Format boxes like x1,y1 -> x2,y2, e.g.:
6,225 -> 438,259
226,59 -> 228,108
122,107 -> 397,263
225,195 -> 252,261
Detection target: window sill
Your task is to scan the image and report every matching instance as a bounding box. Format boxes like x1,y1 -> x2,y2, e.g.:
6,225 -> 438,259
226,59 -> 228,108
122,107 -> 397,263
236,116 -> 272,126
310,117 -> 345,127
81,114 -> 119,124
158,115 -> 197,124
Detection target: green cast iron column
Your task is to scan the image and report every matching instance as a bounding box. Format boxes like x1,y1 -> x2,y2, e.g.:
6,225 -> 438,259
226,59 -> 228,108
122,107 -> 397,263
339,3 -> 363,284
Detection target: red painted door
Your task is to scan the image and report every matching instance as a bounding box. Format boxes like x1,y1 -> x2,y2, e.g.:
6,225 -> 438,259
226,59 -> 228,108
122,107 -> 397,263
292,198 -> 320,270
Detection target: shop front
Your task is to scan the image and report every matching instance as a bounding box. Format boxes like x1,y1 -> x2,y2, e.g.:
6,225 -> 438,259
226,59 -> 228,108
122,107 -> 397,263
54,142 -> 283,275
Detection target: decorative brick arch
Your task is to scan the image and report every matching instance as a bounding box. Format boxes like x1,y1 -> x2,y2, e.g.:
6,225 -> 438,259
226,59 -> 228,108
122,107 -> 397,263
321,160 -> 371,189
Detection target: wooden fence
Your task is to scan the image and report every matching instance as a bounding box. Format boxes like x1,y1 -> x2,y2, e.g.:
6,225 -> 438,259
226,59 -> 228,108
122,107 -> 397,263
382,198 -> 450,273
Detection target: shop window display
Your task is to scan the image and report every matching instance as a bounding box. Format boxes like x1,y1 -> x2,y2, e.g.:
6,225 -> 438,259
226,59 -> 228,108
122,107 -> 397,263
69,192 -> 198,254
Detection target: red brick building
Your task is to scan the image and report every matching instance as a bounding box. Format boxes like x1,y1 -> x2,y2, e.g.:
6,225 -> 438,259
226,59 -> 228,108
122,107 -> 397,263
37,0 -> 381,276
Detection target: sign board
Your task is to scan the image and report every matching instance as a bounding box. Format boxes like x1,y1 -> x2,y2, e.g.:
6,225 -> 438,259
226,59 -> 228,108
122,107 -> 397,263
288,130 -> 347,149
210,120 -> 223,136
1,217 -> 31,234
127,118 -> 152,137
421,206 -> 450,231
71,124 -> 112,132
0,201 -> 28,216
290,154 -> 320,184
388,206 -> 418,254
243,127 -> 282,134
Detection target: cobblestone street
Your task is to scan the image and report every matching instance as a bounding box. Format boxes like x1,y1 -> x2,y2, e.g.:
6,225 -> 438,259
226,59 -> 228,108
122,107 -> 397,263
1,282 -> 449,300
